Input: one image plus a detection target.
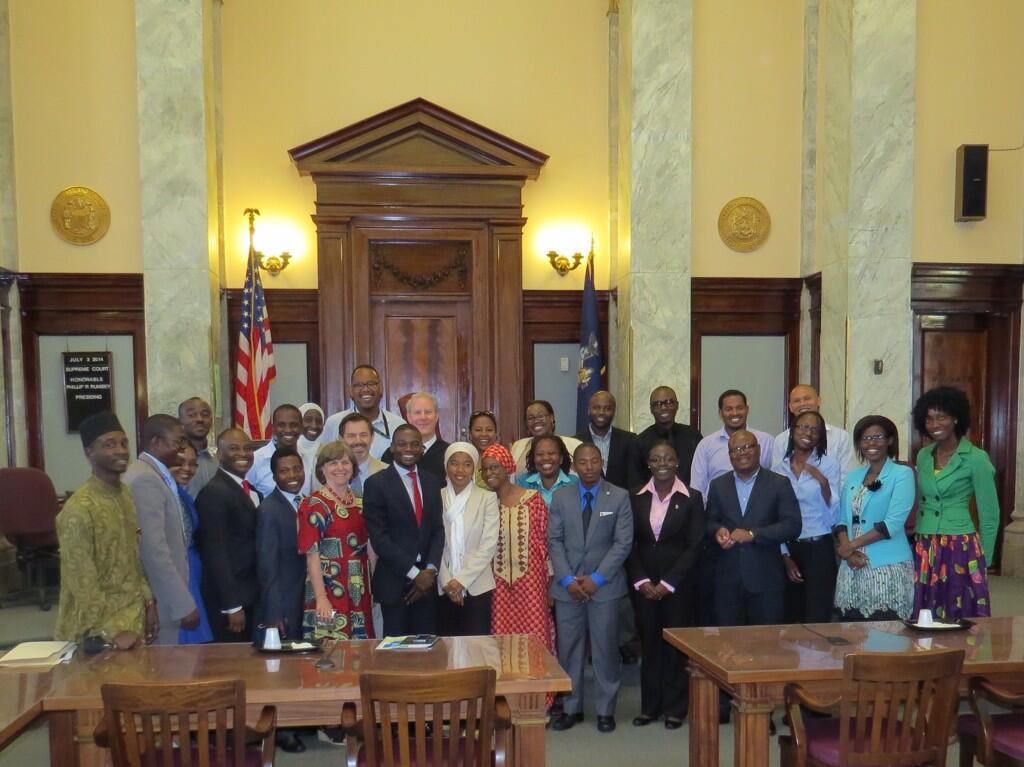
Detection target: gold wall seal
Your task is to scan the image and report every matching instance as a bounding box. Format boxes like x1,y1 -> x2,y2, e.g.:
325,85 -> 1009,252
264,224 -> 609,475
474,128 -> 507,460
718,196 -> 770,252
50,186 -> 110,246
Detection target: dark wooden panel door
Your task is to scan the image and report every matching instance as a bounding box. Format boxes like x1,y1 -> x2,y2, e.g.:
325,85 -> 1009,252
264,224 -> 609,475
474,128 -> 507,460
370,299 -> 471,443
916,316 -> 988,447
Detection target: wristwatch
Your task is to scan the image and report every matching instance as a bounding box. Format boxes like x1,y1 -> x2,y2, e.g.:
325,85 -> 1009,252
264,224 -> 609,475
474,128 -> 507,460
747,528 -> 755,540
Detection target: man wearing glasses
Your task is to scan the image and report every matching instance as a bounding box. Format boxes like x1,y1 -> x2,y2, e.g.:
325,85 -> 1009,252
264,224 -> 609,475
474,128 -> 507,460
689,389 -> 774,499
636,386 -> 702,486
322,365 -> 406,460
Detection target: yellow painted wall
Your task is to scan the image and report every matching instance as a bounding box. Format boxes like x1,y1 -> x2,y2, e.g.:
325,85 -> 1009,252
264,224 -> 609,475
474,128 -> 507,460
9,0 -> 142,273
914,0 -> 1024,264
220,0 -> 610,290
692,0 -> 804,278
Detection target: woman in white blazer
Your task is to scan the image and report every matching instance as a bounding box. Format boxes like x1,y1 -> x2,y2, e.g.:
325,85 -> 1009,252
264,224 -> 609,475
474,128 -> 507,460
438,442 -> 500,636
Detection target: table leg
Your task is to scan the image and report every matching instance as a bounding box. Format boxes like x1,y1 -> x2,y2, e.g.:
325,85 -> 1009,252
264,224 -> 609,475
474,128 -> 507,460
688,666 -> 720,767
509,692 -> 547,767
732,697 -> 773,767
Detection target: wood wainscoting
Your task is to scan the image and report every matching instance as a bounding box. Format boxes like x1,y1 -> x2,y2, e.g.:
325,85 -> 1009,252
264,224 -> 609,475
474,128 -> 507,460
17,273 -> 147,468
690,277 -> 803,429
912,262 -> 1024,569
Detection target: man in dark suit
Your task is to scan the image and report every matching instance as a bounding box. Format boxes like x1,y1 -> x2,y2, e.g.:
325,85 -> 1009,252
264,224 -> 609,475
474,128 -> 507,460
705,430 -> 802,627
636,386 -> 702,486
574,390 -> 642,491
196,427 -> 261,642
363,424 -> 445,636
256,446 -> 307,639
548,444 -> 634,734
381,392 -> 449,479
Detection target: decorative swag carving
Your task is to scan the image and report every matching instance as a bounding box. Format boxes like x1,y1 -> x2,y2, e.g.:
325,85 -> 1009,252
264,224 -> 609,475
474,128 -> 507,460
369,243 -> 470,291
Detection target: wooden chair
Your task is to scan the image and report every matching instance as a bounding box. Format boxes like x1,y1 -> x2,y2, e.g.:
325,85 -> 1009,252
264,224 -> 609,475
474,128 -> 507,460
779,649 -> 965,767
341,667 -> 511,767
94,678 -> 276,767
958,677 -> 1024,766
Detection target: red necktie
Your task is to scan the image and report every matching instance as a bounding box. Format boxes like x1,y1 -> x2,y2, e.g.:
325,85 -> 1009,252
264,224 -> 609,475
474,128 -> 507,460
408,470 -> 423,526
242,479 -> 253,494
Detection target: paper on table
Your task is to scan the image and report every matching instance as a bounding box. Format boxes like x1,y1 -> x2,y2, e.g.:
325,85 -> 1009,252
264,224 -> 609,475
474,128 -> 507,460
0,641 -> 74,666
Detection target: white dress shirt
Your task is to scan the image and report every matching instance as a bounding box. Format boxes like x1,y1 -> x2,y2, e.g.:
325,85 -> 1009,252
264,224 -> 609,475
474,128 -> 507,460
321,407 -> 406,460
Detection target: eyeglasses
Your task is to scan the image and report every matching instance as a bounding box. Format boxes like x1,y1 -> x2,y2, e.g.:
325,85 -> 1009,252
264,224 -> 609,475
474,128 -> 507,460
859,434 -> 888,444
351,381 -> 379,390
728,443 -> 758,455
525,414 -> 551,424
650,399 -> 678,408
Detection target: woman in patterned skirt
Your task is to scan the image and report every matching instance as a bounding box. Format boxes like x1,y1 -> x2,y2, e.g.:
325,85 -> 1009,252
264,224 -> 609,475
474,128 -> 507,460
298,441 -> 373,640
481,444 -> 555,658
834,416 -> 916,621
911,386 -> 999,621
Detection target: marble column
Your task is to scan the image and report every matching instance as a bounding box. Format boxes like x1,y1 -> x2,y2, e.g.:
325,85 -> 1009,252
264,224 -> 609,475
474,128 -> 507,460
606,3 -> 620,404
798,0 -> 819,384
817,0 -> 915,443
135,0 -> 222,417
616,0 -> 694,431
1002,326 -> 1024,577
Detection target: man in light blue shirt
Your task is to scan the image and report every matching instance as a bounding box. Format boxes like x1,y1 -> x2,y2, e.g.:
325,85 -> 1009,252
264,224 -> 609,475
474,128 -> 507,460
246,404 -> 314,496
690,389 -> 774,499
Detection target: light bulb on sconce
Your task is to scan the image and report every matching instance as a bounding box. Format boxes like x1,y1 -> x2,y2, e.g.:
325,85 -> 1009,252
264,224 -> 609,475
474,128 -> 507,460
244,208 -> 292,277
547,250 -> 584,276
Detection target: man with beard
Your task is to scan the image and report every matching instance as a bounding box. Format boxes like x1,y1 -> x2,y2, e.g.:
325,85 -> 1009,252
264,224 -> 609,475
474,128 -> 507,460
340,412 -> 388,496
178,396 -> 217,499
636,386 -> 702,486
197,428 -> 261,642
56,411 -> 158,648
322,365 -> 406,460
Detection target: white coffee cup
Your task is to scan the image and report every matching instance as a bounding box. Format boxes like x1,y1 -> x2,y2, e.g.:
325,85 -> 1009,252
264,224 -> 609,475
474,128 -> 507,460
917,609 -> 933,627
263,626 -> 282,651
265,658 -> 281,672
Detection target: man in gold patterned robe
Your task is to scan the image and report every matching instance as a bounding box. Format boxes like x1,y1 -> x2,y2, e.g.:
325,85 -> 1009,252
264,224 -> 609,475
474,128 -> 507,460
55,411 -> 158,648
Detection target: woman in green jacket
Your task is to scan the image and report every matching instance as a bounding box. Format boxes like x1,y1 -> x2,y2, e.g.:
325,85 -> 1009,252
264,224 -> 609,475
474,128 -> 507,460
911,386 -> 999,621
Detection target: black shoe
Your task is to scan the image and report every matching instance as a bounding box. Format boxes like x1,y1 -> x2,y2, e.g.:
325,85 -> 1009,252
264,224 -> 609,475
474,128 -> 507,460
620,646 -> 638,665
277,732 -> 305,753
550,712 -> 583,731
632,714 -> 658,727
597,715 -> 616,733
664,716 -> 685,730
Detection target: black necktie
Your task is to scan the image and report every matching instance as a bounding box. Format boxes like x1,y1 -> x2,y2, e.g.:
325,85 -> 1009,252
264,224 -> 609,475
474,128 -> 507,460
582,491 -> 594,539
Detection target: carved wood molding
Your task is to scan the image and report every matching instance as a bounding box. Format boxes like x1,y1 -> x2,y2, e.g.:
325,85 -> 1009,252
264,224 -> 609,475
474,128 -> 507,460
369,243 -> 469,291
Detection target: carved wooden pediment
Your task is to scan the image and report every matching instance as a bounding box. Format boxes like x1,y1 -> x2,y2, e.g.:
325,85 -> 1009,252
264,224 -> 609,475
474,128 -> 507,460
288,98 -> 548,179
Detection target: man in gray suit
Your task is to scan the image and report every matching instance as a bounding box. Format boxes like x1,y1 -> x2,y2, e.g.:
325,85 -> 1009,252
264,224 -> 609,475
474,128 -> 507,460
548,443 -> 633,733
126,414 -> 200,644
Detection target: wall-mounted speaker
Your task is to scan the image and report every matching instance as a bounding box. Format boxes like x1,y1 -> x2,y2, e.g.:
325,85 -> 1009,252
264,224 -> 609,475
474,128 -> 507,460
955,144 -> 988,221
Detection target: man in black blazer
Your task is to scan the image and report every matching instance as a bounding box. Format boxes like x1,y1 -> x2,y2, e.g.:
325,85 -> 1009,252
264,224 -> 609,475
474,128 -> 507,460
381,392 -> 449,479
196,428 -> 261,642
574,390 -> 643,491
705,430 -> 802,627
636,386 -> 702,486
256,447 -> 307,639
363,424 -> 445,635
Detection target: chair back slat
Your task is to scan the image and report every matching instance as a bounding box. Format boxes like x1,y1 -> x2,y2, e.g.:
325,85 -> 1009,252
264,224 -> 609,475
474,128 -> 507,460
100,679 -> 252,767
359,667 -> 498,767
834,649 -> 964,767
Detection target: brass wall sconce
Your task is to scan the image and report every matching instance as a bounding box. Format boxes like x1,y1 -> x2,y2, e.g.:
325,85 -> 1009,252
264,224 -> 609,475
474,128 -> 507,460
547,250 -> 583,276
244,208 -> 292,276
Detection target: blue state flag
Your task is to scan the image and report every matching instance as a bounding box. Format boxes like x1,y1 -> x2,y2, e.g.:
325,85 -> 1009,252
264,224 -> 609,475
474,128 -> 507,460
575,249 -> 604,433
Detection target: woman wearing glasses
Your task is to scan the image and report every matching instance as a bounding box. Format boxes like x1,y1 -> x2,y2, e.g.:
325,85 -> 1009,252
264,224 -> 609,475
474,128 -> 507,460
774,411 -> 841,623
833,416 -> 916,621
911,386 -> 999,621
510,400 -> 582,474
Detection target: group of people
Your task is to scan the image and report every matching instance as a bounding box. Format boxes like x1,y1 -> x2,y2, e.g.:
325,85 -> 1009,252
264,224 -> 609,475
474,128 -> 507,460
54,361 -> 1001,743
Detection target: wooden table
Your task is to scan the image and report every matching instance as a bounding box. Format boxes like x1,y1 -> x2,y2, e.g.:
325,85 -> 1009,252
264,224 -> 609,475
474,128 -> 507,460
0,666 -> 65,750
6,634 -> 568,767
665,616 -> 1024,767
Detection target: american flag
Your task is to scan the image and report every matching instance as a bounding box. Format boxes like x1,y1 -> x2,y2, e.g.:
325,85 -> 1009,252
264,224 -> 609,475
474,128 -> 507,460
233,246 -> 276,439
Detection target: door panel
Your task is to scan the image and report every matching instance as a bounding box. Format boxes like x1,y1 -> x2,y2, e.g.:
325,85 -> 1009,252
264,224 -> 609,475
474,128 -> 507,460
917,318 -> 987,446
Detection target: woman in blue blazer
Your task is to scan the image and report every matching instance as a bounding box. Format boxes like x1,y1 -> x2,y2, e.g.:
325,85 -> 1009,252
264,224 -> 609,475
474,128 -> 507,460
833,416 -> 916,621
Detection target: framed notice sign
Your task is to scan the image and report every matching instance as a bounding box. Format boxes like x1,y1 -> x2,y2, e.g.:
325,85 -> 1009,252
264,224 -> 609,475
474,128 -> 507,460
63,352 -> 114,432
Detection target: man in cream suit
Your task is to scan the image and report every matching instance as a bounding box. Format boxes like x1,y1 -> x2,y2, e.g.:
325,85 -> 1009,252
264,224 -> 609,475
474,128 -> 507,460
341,412 -> 388,496
548,443 -> 634,733
126,414 -> 201,644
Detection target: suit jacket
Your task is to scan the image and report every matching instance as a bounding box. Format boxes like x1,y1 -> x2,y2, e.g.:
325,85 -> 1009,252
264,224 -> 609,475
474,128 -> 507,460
381,438 -> 449,480
626,486 -> 706,591
838,459 -> 915,569
196,470 -> 261,617
125,454 -> 195,642
362,464 -> 445,605
636,422 -> 703,486
354,455 -> 389,497
575,426 -> 643,491
704,470 -> 801,595
548,481 -> 633,603
256,488 -> 307,634
439,484 -> 499,596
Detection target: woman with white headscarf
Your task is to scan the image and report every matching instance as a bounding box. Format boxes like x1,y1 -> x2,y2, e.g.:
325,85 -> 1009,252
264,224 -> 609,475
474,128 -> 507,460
439,441 -> 499,636
297,403 -> 325,459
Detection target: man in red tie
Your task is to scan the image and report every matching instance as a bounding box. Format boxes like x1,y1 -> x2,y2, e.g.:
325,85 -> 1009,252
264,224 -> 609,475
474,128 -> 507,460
196,428 -> 261,642
362,423 -> 445,636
